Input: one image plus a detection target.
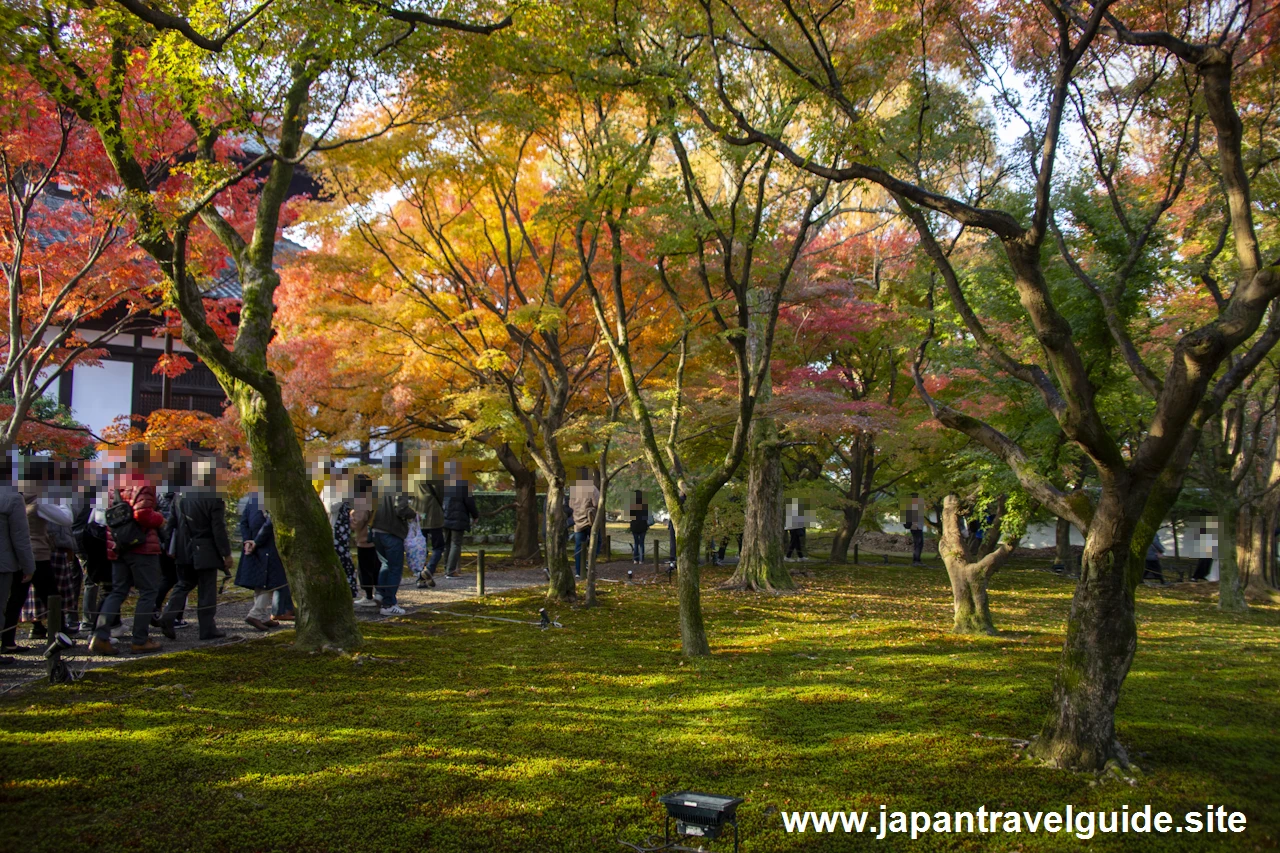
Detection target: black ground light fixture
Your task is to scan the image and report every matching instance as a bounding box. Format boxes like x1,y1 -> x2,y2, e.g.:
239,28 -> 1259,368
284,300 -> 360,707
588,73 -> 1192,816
620,791 -> 744,852
43,631 -> 75,684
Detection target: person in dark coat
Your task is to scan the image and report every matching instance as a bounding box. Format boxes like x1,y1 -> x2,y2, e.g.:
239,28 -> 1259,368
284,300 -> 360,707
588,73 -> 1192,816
152,451 -> 187,627
74,479 -> 112,634
0,459 -> 35,663
235,491 -> 286,632
627,491 -> 651,564
441,460 -> 479,578
415,451 -> 446,587
161,457 -> 232,640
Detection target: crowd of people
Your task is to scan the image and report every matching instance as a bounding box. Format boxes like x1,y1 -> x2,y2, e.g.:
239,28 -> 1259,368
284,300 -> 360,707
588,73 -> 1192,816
323,451 -> 480,616
7,442 -> 1046,665
0,445 -> 494,661
0,444 -> 239,661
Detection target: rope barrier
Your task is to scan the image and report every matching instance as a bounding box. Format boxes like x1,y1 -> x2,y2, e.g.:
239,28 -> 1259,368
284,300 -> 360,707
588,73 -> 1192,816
425,608 -> 563,629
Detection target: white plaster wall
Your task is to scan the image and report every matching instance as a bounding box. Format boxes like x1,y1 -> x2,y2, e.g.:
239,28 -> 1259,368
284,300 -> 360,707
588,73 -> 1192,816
70,359 -> 133,438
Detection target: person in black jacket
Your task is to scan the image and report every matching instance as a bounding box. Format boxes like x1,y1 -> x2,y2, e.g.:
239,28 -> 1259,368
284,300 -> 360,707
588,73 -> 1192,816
441,460 -> 479,578
161,457 -> 232,640
152,450 -> 187,627
628,491 -> 651,564
73,472 -> 112,635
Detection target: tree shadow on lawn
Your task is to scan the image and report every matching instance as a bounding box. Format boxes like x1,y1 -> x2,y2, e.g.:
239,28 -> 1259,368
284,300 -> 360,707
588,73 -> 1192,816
2,572 -> 1278,852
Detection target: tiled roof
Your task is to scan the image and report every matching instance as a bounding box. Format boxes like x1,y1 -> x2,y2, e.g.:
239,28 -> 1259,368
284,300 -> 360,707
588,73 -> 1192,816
200,237 -> 307,301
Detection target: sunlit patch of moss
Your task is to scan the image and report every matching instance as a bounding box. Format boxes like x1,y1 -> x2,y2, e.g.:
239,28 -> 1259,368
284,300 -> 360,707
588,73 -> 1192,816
1,559 -> 1277,851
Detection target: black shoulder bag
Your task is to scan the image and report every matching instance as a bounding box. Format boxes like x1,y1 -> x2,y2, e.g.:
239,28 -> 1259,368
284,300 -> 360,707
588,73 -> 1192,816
104,492 -> 146,554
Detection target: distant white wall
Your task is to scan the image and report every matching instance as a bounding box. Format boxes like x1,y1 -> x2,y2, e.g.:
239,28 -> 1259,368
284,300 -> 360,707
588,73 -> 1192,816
70,359 -> 132,438
1021,521 -> 1179,553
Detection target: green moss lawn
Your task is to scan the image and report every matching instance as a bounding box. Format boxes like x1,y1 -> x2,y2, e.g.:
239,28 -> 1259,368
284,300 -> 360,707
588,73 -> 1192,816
1,561 -> 1276,852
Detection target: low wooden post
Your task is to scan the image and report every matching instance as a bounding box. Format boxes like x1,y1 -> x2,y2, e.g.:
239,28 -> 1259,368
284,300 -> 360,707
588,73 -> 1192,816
477,550 -> 486,596
604,534 -> 612,560
654,540 -> 661,574
47,594 -> 62,651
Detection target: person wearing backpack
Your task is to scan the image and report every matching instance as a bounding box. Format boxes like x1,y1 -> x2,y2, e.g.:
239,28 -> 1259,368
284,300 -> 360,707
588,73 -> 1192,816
73,478 -> 112,634
89,443 -> 167,655
160,456 -> 232,640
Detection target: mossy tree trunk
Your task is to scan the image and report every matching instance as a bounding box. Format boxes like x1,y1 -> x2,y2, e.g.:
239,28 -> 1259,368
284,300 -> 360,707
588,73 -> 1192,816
1218,504 -> 1248,611
1054,516 -> 1073,573
1029,491 -> 1138,770
496,442 -> 541,561
727,413 -> 792,590
938,495 -> 1015,635
675,502 -> 711,655
543,474 -> 574,602
829,436 -> 874,564
585,385 -> 626,607
229,374 -> 361,649
729,287 -> 792,591
1244,424 -> 1280,597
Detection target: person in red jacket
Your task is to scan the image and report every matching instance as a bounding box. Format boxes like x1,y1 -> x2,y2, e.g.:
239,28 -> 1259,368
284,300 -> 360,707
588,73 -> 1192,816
89,444 -> 167,655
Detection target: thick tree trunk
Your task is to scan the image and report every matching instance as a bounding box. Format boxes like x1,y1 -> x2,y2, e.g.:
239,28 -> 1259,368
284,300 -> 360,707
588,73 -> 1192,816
726,415 -> 792,590
829,504 -> 863,564
1219,504 -> 1248,611
1251,504 -> 1280,594
1054,516 -> 1073,573
829,436 -> 872,563
231,380 -> 362,651
950,565 -> 995,634
676,507 -> 711,656
1246,431 -> 1280,597
938,495 -> 1014,635
496,443 -> 540,561
1030,494 -> 1137,770
584,481 -> 609,607
1264,502 -> 1274,589
543,477 -> 575,603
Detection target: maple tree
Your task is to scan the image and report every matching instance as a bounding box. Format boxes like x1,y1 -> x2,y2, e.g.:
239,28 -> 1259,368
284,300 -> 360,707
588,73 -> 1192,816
767,221 -> 921,564
675,0 -> 1280,769
287,107 -> 637,594
542,68 -> 844,651
3,0 -> 511,649
0,77 -> 160,458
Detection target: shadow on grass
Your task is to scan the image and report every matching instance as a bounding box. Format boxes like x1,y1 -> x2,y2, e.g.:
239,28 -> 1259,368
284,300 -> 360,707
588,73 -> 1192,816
1,566 -> 1277,852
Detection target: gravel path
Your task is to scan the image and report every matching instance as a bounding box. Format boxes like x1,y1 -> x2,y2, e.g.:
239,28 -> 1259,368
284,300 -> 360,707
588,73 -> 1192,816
0,557 -> 663,695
